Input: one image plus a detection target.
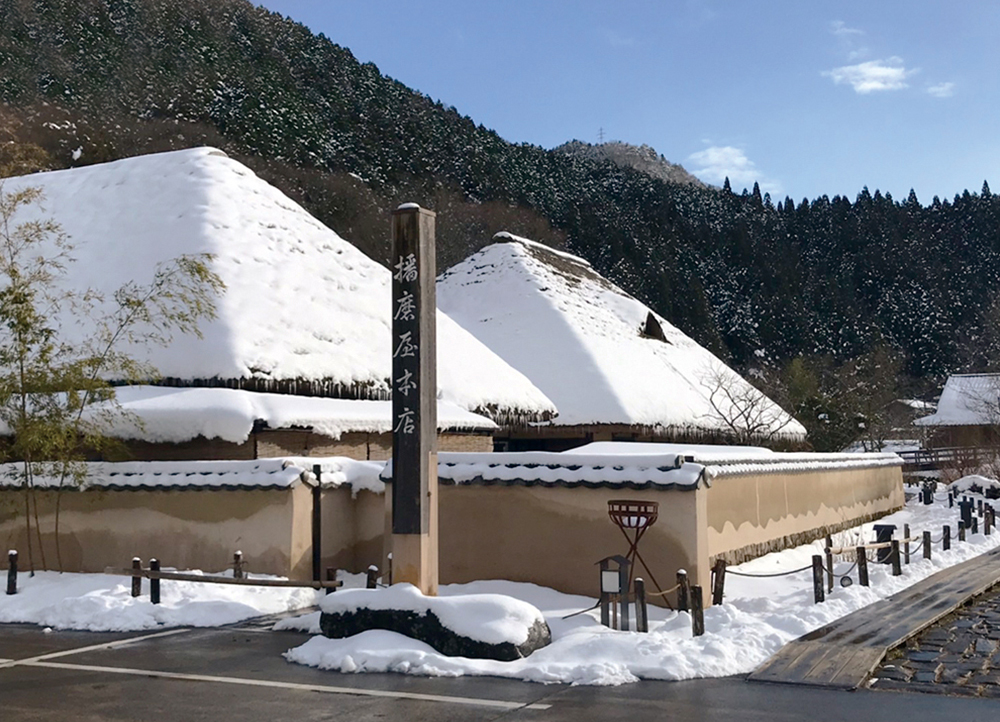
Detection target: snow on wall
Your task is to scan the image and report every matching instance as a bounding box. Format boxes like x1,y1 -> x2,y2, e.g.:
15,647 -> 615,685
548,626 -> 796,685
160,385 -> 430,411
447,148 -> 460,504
438,233 -> 806,438
0,149 -> 555,422
0,456 -> 384,491
914,373 -> 1000,427
704,453 -> 903,479
70,385 -> 496,444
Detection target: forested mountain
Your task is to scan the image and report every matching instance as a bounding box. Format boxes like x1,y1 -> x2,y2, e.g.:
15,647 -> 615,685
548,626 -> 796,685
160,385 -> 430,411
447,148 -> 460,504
553,140 -> 707,189
2,0 -> 1000,423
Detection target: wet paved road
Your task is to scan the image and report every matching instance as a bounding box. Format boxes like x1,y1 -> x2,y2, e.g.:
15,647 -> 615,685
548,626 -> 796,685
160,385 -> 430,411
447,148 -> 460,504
3,623 -> 1000,721
873,584 -> 1000,698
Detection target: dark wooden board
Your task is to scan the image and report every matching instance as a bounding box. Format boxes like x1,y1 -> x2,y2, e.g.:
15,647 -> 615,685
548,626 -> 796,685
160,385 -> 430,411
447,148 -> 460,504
748,546 -> 1000,689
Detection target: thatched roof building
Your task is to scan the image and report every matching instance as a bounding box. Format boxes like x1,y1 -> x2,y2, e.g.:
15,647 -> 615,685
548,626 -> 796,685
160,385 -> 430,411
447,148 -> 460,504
2,149 -> 556,430
914,373 -> 1000,448
438,233 -> 806,449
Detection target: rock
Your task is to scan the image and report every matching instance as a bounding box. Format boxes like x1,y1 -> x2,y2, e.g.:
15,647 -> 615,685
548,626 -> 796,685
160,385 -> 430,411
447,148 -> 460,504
318,584 -> 552,662
975,638 -> 997,654
877,665 -> 911,681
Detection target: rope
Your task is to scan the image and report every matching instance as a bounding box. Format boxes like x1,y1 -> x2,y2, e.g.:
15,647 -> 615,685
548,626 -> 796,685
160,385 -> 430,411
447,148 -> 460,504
839,561 -> 858,577
727,564 -> 813,578
644,582 -> 681,597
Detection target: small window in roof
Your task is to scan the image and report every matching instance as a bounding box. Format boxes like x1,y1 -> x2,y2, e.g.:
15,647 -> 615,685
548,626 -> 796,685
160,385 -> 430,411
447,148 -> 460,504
641,312 -> 669,343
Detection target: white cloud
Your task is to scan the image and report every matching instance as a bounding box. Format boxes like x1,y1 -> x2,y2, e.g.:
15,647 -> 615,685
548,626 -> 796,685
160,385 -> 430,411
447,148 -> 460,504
927,82 -> 955,98
831,20 -> 863,37
686,146 -> 782,196
823,57 -> 915,94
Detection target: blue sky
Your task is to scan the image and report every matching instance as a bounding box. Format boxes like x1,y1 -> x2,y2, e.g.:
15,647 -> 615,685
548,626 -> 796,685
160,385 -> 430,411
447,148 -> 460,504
257,1 -> 998,203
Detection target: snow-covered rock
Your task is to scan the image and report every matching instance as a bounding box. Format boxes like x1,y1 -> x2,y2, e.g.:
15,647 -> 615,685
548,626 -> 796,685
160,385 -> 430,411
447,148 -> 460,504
317,584 -> 551,661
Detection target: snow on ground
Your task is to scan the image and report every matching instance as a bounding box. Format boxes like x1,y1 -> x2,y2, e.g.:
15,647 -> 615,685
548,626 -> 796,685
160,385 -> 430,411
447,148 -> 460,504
0,568 -> 320,632
4,486 -> 999,685
282,487 -> 1000,686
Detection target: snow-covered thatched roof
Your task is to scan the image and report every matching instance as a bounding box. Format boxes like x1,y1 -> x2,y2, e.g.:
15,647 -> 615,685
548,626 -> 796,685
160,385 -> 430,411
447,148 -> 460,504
914,374 -> 1000,427
438,233 -> 806,441
1,149 -> 556,424
68,386 -> 496,445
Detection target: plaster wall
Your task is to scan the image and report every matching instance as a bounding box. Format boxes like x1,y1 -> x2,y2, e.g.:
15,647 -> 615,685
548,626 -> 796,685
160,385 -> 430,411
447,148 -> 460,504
0,486 -> 310,577
422,484 -> 710,602
706,465 -> 904,564
319,486 -> 384,575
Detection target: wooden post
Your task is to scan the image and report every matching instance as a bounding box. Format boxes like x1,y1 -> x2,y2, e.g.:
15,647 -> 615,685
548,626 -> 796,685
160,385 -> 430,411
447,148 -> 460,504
959,522 -> 966,542
987,508 -> 994,536
131,557 -> 142,598
972,516 -> 979,535
676,569 -> 690,612
233,551 -> 244,580
948,491 -> 954,508
312,464 -> 322,582
890,541 -> 902,576
856,547 -> 869,587
978,499 -> 984,517
366,565 -> 379,589
812,555 -> 825,603
691,586 -> 705,637
904,523 -> 910,564
712,559 -> 726,606
600,558 -> 611,627
635,578 -> 648,633
150,558 -> 160,605
923,531 -> 932,560
824,542 -> 834,593
390,204 -> 438,596
621,592 -> 630,632
6,550 -> 16,595
325,567 -> 337,595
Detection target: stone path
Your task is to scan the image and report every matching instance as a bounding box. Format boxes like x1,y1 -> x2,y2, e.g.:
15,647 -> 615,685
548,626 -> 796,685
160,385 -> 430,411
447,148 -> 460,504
872,588 -> 1000,698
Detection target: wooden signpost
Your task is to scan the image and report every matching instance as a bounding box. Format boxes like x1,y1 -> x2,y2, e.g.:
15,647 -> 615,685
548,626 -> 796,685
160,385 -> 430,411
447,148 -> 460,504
390,204 -> 439,595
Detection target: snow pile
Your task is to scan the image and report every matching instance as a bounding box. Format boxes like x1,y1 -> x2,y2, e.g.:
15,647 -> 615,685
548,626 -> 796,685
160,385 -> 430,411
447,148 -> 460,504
438,233 -> 804,438
915,373 -> 1000,427
292,457 -> 386,495
317,583 -> 545,646
283,487 -> 1000,685
952,474 -> 1000,495
0,569 -> 319,631
71,385 -> 495,445
1,149 -> 555,422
